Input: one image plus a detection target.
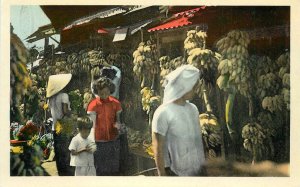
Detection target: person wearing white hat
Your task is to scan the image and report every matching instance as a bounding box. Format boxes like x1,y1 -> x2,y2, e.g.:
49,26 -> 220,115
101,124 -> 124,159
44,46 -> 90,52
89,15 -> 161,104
46,73 -> 75,176
152,65 -> 206,176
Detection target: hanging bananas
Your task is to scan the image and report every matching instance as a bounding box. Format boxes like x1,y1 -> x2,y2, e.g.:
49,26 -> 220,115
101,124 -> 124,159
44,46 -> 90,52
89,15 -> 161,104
216,30 -> 251,97
184,30 -> 207,53
242,122 -> 267,159
132,40 -> 160,88
262,95 -> 284,113
140,87 -> 161,114
199,113 -> 222,148
276,52 -> 290,110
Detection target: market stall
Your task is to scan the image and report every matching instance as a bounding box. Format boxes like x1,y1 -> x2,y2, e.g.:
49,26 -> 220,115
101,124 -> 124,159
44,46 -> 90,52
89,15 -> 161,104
10,5 -> 290,176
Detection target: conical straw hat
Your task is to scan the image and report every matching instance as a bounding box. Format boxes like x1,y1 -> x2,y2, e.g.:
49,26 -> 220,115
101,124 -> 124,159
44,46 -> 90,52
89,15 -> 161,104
46,74 -> 72,98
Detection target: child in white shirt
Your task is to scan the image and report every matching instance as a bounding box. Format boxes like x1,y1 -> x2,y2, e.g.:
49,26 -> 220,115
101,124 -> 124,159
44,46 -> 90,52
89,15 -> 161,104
69,117 -> 97,176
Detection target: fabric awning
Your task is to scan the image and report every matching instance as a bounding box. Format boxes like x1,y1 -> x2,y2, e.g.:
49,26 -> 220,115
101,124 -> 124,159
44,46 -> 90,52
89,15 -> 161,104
97,28 -> 108,34
148,17 -> 192,32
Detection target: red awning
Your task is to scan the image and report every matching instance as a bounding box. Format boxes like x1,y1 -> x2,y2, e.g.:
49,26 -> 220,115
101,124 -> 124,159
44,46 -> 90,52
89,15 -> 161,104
148,17 -> 192,32
97,28 -> 108,34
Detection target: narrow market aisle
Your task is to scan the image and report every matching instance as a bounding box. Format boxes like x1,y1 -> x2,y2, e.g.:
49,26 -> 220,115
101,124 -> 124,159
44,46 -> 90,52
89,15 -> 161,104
41,161 -> 58,176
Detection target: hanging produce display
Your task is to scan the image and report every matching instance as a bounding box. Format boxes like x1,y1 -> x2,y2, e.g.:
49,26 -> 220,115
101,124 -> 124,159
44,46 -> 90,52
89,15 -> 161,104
277,52 -> 290,110
11,31 -> 32,122
199,90 -> 222,159
184,29 -> 220,97
215,30 -> 251,146
132,39 -> 160,88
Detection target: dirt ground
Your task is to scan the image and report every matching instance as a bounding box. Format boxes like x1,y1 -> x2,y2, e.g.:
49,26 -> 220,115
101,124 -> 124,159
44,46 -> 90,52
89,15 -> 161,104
41,161 -> 58,176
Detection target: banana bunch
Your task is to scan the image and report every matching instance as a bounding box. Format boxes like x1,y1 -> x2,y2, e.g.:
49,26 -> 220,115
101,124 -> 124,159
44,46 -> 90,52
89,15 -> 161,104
54,60 -> 69,74
262,95 -> 284,113
159,56 -> 186,85
184,30 -> 207,53
10,144 -> 45,176
253,56 -> 278,77
256,73 -> 281,99
132,40 -> 159,87
67,52 -> 79,64
242,122 -> 266,158
159,56 -> 172,84
107,53 -> 133,74
187,48 -> 219,70
217,58 -> 251,96
276,52 -> 290,67
171,56 -> 186,69
83,90 -> 94,109
282,73 -> 290,88
159,56 -> 172,69
199,113 -> 222,148
11,32 -> 32,122
282,88 -> 290,110
91,66 -> 102,78
278,66 -> 289,79
276,52 -> 290,110
144,144 -> 154,158
87,50 -> 106,66
11,33 -> 32,99
216,30 -> 251,97
140,87 -> 161,113
216,30 -> 250,59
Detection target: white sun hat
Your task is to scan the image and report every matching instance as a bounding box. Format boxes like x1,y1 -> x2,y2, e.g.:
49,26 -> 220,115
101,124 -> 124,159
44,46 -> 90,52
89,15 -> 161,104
46,74 -> 72,98
163,65 -> 200,104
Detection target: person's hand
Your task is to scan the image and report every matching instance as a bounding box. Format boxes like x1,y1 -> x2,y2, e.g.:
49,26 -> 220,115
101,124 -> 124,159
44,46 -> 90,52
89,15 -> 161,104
85,147 -> 93,153
114,122 -> 121,130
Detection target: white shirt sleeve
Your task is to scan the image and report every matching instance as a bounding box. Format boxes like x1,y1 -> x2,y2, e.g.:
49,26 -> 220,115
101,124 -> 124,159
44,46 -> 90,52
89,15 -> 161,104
112,66 -> 121,79
152,107 -> 169,136
61,93 -> 71,110
68,136 -> 77,151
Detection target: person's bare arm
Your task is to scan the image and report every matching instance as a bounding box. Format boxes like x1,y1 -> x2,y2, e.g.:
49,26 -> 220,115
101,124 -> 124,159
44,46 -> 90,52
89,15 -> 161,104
70,148 -> 87,155
87,112 -> 96,141
152,132 -> 167,176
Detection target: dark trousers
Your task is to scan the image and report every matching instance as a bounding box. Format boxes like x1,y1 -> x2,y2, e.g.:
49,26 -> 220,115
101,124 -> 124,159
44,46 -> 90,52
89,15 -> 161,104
119,133 -> 129,175
53,132 -> 75,176
94,139 -> 120,176
165,167 -> 177,176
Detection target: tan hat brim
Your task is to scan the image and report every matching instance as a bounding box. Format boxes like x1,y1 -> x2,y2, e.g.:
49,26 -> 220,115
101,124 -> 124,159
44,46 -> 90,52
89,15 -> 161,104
46,74 -> 72,98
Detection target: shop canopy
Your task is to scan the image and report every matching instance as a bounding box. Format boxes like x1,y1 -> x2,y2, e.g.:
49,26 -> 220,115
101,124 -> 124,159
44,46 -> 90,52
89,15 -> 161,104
147,6 -> 205,32
148,17 -> 192,32
62,7 -> 127,31
26,24 -> 57,43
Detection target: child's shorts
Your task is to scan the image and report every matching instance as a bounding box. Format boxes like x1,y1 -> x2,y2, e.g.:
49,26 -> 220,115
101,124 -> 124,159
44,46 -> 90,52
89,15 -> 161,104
75,166 -> 96,176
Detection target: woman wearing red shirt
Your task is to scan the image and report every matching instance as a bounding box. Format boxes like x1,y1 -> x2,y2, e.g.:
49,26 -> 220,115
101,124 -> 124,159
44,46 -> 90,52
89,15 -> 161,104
87,77 -> 122,176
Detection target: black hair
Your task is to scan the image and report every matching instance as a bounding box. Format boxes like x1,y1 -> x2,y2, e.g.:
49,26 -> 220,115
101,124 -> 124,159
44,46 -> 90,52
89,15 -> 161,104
92,77 -> 115,94
100,67 -> 117,80
77,117 -> 93,130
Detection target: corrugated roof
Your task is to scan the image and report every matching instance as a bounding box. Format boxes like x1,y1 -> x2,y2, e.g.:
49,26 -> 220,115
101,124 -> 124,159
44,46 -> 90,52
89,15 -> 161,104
148,17 -> 192,32
63,7 -> 126,30
174,6 -> 205,17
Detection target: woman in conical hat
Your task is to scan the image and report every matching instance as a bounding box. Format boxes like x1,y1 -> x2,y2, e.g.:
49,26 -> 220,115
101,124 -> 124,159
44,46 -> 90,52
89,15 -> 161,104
152,65 -> 206,176
46,73 -> 75,176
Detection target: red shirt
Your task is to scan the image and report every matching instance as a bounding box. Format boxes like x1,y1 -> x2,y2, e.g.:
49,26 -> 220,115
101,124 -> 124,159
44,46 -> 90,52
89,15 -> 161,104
87,96 -> 122,141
